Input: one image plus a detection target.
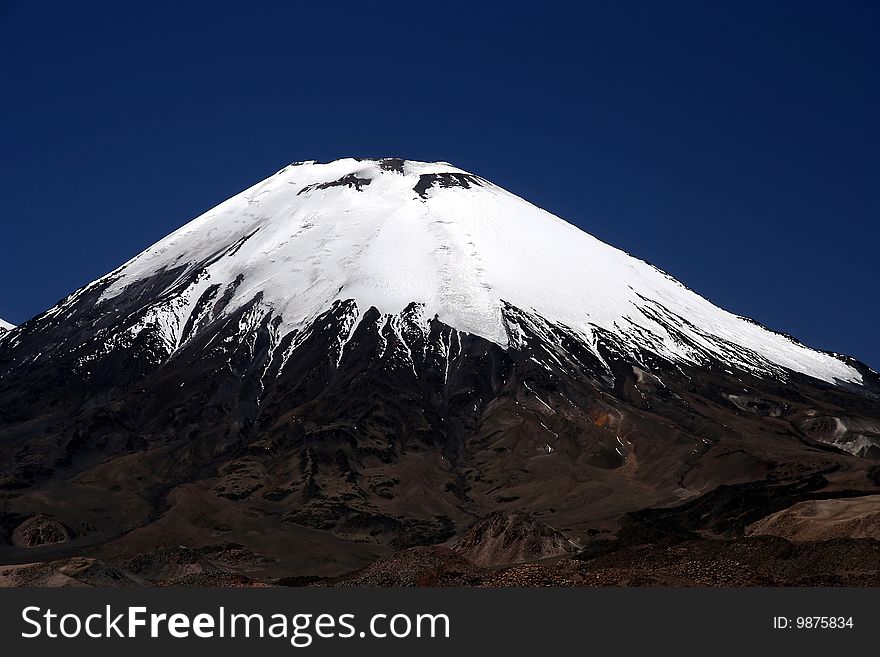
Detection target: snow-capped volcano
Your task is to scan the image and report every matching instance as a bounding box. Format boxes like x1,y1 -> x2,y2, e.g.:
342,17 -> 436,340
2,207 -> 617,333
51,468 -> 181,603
2,158 -> 879,577
49,157 -> 858,385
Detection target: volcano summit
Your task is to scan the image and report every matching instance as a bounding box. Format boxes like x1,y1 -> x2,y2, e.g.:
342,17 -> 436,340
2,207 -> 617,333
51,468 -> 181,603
1,158 -> 879,586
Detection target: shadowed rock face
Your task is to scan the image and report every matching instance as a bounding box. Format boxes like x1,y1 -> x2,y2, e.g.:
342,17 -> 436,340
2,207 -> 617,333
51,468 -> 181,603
298,173 -> 372,195
413,172 -> 484,198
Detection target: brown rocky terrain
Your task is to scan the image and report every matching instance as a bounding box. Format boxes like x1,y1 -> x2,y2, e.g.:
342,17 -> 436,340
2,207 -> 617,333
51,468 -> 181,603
453,510 -> 580,565
6,502 -> 880,587
746,495 -> 880,542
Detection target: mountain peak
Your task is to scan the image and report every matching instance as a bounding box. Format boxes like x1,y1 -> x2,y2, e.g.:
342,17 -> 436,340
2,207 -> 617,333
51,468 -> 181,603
20,158 -> 863,386
274,157 -> 472,178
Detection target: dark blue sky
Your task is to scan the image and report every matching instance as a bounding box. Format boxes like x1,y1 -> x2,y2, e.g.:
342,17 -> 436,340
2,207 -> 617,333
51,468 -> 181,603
1,1 -> 877,366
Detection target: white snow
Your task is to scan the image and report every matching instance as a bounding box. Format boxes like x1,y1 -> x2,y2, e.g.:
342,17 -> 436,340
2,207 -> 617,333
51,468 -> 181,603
0,317 -> 14,332
79,158 -> 860,385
